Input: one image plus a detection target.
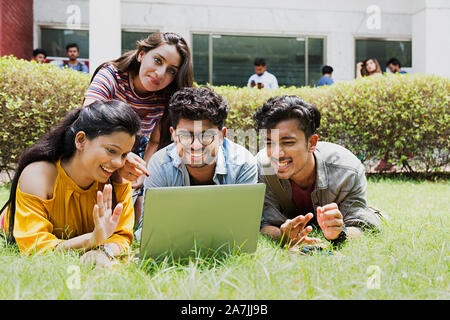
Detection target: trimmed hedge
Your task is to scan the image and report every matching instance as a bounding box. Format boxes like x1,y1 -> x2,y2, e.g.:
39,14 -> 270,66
0,56 -> 89,177
0,56 -> 449,178
218,75 -> 449,173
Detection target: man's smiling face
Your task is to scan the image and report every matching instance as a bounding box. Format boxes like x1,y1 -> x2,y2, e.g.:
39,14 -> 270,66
265,118 -> 317,180
171,119 -> 226,168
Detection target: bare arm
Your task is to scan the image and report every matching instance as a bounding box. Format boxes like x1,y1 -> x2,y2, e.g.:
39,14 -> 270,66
55,233 -> 95,251
55,234 -> 121,255
261,225 -> 283,242
356,62 -> 363,78
144,120 -> 161,163
128,121 -> 160,190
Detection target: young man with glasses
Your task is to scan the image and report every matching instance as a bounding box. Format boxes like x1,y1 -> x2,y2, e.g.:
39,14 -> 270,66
254,96 -> 384,248
135,87 -> 258,238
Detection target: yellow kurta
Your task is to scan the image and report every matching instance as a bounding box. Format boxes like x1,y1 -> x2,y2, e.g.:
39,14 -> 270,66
1,160 -> 134,255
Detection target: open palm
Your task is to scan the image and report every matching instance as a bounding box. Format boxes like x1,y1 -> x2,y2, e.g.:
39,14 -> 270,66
91,184 -> 123,246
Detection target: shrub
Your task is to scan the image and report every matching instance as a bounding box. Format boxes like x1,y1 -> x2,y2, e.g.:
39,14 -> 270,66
216,75 -> 449,173
0,56 -> 89,177
0,56 -> 448,178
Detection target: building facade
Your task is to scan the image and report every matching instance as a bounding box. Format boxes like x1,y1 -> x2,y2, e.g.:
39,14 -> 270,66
2,0 -> 450,86
0,0 -> 33,61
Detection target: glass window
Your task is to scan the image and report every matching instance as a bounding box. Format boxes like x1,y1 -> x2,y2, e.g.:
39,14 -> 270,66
121,31 -> 153,54
41,29 -> 156,58
355,39 -> 412,71
192,34 -> 209,85
41,28 -> 89,58
192,34 -> 324,87
308,38 -> 324,86
211,35 -> 305,87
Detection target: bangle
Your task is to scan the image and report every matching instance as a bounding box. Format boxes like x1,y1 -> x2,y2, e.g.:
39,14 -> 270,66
98,244 -> 116,261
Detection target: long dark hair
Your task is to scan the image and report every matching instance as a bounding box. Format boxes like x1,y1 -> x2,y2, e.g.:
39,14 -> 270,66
91,32 -> 194,149
361,58 -> 382,76
0,100 -> 141,243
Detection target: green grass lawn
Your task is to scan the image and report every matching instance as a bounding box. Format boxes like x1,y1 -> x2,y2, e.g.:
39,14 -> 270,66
0,178 -> 448,299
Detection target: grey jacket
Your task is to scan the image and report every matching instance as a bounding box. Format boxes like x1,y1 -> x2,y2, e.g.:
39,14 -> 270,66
257,141 -> 382,230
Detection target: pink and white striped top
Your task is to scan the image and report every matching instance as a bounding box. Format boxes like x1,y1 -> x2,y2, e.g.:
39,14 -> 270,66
85,64 -> 168,135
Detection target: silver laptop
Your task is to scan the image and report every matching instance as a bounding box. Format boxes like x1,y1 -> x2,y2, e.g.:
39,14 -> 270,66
139,183 -> 266,259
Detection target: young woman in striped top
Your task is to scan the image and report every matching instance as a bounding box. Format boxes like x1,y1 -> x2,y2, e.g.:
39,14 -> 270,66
84,32 -> 193,220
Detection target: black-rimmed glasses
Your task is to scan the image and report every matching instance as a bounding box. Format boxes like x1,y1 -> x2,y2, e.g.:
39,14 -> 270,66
175,130 -> 219,146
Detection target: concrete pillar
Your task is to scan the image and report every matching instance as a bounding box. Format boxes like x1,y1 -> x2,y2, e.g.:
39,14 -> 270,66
327,32 -> 356,82
89,0 -> 121,74
412,0 -> 450,77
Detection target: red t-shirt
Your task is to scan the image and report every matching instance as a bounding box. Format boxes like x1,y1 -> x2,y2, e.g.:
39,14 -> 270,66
289,180 -> 317,225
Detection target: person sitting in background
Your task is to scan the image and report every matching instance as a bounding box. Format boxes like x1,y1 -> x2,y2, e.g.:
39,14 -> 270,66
316,65 -> 334,87
31,48 -> 47,63
254,96 -> 384,248
247,58 -> 279,90
356,58 -> 382,78
386,58 -> 407,74
60,43 -> 89,74
0,100 -> 140,268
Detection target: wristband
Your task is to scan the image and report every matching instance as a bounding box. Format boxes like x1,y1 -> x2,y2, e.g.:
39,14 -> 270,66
329,225 -> 348,246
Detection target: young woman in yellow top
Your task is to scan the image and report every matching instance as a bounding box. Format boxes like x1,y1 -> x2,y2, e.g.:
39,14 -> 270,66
0,100 -> 141,267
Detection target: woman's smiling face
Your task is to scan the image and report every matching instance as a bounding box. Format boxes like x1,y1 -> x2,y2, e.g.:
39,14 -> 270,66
366,59 -> 377,73
76,131 -> 136,184
135,43 -> 182,94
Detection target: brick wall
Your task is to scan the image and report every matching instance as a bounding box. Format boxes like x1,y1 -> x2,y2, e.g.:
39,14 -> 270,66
0,0 -> 33,59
